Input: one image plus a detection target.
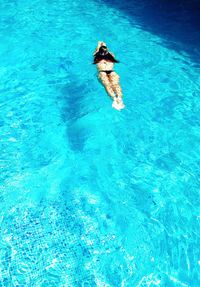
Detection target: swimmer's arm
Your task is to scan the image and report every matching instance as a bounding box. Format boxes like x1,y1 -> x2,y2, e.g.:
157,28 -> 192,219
110,52 -> 120,63
108,51 -> 118,59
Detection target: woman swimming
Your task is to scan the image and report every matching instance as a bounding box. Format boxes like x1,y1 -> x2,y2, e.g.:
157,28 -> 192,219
93,41 -> 125,110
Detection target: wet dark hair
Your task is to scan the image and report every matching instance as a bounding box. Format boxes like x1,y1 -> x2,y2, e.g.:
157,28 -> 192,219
93,46 -> 119,64
99,46 -> 108,54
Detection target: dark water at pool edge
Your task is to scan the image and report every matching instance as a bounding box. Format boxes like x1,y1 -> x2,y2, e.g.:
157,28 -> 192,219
97,0 -> 200,66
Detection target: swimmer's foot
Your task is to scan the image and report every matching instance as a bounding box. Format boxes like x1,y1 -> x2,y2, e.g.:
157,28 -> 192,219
116,97 -> 125,108
112,97 -> 125,110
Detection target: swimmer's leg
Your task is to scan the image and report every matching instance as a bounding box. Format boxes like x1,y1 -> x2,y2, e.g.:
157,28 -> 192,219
109,72 -> 125,109
109,72 -> 123,99
99,72 -> 115,100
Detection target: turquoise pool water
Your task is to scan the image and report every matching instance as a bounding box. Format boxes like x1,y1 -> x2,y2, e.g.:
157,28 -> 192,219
0,0 -> 200,286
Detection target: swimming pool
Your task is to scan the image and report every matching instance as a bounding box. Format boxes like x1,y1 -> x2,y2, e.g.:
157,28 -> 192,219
0,0 -> 200,286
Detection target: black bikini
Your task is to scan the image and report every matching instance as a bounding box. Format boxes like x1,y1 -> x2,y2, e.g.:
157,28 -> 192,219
99,70 -> 114,75
94,51 -> 119,75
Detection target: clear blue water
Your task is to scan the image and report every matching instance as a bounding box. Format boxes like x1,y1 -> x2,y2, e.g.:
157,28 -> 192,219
0,0 -> 200,286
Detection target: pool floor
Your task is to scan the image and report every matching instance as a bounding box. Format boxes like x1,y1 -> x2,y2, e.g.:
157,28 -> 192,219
0,0 -> 200,286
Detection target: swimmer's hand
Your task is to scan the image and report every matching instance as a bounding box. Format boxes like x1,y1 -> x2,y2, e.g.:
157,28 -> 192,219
98,41 -> 106,47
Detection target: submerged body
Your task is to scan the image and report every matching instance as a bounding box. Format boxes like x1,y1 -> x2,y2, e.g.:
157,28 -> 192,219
93,41 -> 125,110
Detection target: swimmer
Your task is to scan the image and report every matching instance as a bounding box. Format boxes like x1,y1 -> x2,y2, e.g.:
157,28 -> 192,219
93,41 -> 125,110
